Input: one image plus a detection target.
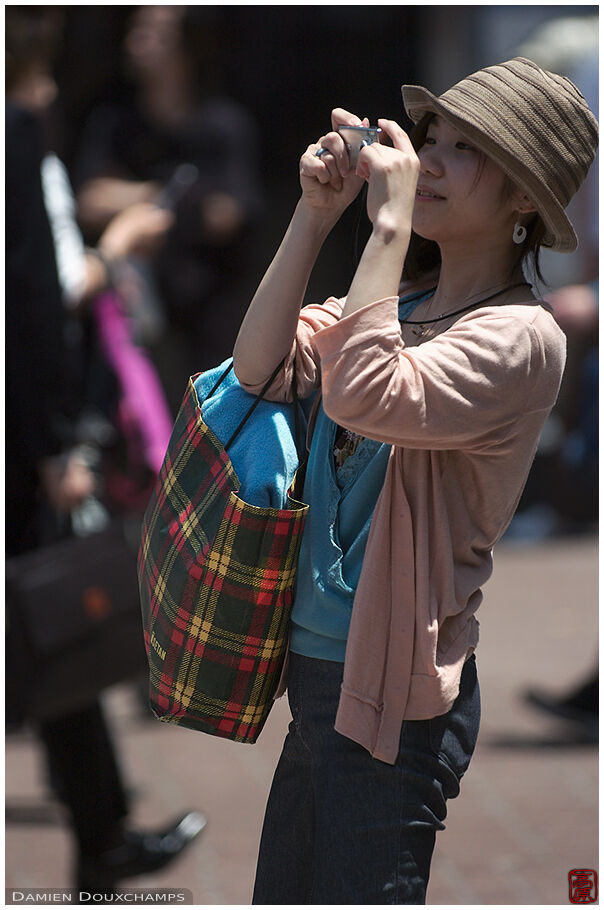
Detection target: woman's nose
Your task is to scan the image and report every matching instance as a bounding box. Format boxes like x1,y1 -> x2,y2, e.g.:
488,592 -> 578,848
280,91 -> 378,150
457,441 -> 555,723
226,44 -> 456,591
418,146 -> 443,177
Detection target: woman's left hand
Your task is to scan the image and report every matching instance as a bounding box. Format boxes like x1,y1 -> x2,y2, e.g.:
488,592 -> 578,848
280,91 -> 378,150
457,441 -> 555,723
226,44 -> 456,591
356,119 -> 420,237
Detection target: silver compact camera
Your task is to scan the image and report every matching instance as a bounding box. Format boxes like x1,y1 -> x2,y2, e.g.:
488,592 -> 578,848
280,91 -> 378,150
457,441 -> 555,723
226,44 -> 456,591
337,124 -> 382,167
315,124 -> 382,167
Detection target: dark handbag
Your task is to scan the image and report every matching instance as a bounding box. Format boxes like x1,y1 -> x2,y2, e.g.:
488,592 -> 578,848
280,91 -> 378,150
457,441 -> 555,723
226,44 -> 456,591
6,516 -> 148,723
138,359 -> 309,744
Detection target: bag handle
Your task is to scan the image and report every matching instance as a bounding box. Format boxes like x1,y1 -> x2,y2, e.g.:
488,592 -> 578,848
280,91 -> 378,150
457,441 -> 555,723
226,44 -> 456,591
202,357 -> 304,458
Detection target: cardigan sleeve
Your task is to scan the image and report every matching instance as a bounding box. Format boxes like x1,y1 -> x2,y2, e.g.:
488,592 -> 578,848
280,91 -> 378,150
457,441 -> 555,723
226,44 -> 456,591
237,296 -> 344,402
311,295 -> 566,452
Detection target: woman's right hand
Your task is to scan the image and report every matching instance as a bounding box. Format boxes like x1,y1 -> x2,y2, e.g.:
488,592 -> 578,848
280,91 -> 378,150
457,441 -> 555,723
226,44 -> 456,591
299,108 -> 367,220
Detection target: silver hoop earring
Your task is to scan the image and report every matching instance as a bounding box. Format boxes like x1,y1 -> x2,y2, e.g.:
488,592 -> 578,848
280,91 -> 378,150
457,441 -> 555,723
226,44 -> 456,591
513,221 -> 527,244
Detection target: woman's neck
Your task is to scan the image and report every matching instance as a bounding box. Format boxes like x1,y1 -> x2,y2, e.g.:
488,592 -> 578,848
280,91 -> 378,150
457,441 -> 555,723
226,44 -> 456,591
432,241 -> 524,310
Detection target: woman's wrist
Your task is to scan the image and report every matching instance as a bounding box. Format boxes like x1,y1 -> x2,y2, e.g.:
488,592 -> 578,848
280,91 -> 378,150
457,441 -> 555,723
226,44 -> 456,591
371,212 -> 412,248
294,197 -> 341,240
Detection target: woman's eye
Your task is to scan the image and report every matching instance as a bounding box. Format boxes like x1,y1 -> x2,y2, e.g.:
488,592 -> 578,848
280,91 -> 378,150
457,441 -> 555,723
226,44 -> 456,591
456,141 -> 475,151
424,136 -> 436,145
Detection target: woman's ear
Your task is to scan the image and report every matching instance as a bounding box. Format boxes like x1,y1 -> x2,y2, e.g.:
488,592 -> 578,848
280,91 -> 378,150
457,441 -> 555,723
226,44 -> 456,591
512,190 -> 537,215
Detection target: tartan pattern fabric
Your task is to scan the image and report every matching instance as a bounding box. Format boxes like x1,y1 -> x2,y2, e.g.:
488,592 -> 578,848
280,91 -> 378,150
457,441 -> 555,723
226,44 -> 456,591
138,374 -> 308,743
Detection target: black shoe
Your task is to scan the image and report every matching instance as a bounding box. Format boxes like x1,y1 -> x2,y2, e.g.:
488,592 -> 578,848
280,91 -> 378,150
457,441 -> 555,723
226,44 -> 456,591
524,688 -> 598,741
76,811 -> 207,892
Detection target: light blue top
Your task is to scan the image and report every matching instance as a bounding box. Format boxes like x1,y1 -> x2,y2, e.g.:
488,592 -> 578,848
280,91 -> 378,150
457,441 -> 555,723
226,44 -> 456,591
289,405 -> 392,661
194,360 -> 313,508
289,287 -> 436,662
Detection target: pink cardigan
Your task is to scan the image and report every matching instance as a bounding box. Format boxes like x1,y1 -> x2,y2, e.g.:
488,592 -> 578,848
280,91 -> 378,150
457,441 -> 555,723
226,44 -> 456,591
239,294 -> 566,764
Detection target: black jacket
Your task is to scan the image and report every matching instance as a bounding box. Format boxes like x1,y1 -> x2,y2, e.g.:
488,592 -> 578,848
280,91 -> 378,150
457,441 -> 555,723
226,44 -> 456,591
6,102 -> 71,553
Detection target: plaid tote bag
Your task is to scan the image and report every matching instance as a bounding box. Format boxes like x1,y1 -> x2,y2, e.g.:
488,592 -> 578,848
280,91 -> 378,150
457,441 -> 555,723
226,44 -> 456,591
138,359 -> 308,743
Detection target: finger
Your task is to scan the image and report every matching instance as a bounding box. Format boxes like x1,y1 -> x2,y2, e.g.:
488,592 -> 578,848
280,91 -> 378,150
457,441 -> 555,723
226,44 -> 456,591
316,131 -> 350,176
355,146 -> 375,182
318,149 -> 343,188
301,146 -> 342,188
377,118 -> 413,152
301,146 -> 332,184
355,141 -> 388,181
330,107 -> 362,132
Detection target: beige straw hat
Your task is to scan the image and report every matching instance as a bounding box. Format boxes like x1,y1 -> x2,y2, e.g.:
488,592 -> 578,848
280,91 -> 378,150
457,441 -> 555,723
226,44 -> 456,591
402,57 -> 598,252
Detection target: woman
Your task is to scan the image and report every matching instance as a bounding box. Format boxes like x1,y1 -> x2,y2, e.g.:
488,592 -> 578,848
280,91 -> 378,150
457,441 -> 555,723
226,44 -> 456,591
232,58 -> 597,904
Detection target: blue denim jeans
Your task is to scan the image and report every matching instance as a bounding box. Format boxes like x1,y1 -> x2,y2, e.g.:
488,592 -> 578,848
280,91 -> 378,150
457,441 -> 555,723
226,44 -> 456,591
252,652 -> 480,905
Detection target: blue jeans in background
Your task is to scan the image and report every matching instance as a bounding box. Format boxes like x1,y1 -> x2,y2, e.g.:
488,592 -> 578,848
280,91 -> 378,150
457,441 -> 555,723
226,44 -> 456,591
252,651 -> 480,904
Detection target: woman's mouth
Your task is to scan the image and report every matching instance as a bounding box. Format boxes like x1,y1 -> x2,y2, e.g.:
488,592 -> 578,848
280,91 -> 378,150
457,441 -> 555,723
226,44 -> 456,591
416,188 -> 445,200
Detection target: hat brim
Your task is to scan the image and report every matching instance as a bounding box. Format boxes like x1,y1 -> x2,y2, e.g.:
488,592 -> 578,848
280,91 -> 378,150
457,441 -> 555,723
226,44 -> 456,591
401,83 -> 578,253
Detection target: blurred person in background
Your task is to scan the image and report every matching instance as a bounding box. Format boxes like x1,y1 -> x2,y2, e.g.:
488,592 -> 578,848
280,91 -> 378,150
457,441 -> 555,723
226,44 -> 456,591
511,15 -> 598,740
74,5 -> 263,414
506,15 -> 598,540
232,57 -> 597,904
6,7 -> 205,893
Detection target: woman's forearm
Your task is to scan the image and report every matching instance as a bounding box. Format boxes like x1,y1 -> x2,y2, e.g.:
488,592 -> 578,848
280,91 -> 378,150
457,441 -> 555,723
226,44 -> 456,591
341,223 -> 411,319
233,200 -> 335,385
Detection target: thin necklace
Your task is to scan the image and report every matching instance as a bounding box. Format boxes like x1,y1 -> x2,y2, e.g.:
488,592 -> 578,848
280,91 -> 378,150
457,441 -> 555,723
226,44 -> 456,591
400,281 -> 531,339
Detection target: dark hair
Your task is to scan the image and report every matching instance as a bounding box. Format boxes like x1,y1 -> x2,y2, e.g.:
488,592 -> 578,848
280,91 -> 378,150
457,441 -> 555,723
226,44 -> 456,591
122,6 -> 224,94
402,113 -> 548,286
5,7 -> 62,90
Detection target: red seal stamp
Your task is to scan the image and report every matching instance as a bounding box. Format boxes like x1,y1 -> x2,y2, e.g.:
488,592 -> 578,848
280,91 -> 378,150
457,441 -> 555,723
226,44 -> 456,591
569,869 -> 598,903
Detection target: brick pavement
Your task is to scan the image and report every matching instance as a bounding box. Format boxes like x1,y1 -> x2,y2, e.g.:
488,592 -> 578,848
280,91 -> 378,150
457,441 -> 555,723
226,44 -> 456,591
5,535 -> 598,905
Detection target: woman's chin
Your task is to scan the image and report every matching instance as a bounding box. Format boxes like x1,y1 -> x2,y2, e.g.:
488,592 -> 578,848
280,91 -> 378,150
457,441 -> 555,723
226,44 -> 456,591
411,224 -> 439,242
